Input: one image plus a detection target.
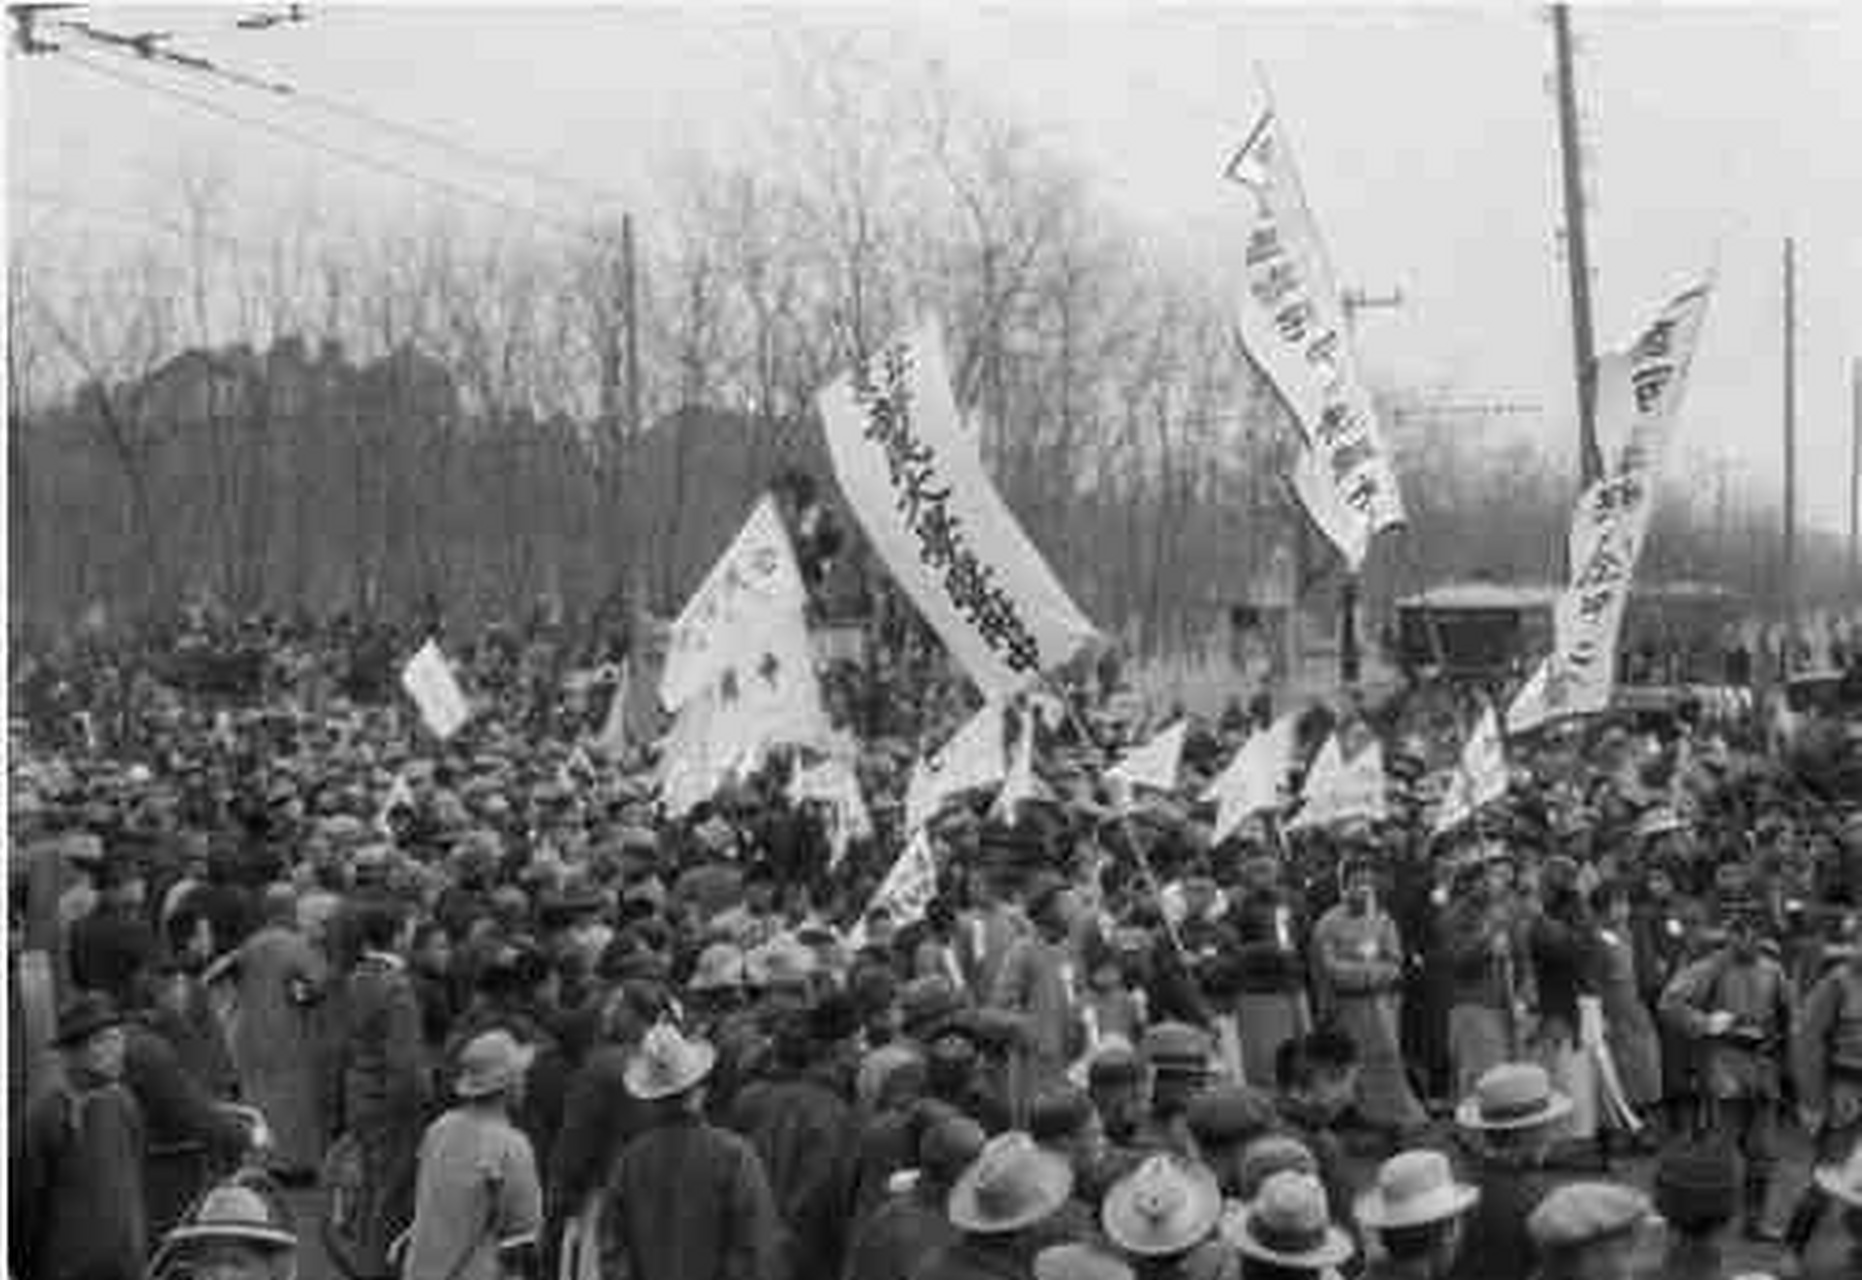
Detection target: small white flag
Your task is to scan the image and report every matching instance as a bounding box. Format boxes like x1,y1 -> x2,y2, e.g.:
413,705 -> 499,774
906,700 -> 1010,835
1288,732 -> 1387,830
1204,712 -> 1300,844
1106,720 -> 1188,798
850,829 -> 939,948
401,640 -> 471,740
1432,704 -> 1507,836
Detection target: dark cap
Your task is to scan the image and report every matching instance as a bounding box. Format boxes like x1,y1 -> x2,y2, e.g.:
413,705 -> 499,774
1186,1084 -> 1279,1150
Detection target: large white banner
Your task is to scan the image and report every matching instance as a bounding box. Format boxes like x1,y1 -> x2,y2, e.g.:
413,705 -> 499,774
401,640 -> 471,740
661,496 -> 811,711
818,325 -> 1099,698
1226,111 -> 1404,569
1509,284 -> 1711,732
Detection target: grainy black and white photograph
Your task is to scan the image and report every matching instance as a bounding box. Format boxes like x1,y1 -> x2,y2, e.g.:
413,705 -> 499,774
6,4 -> 1862,1280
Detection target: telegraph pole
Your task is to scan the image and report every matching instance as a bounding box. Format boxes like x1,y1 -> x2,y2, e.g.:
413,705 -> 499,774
1552,4 -> 1602,487
1783,238 -> 1797,640
1850,357 -> 1860,591
622,212 -> 641,442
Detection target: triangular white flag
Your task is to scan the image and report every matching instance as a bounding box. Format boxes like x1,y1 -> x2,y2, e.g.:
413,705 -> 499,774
400,639 -> 471,740
1432,704 -> 1507,836
1204,712 -> 1299,844
594,659 -> 632,761
1106,721 -> 1188,798
848,829 -> 939,949
906,700 -> 1010,835
1288,732 -> 1387,830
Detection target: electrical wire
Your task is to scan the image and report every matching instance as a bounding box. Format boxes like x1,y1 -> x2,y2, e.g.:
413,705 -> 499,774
55,48 -> 611,244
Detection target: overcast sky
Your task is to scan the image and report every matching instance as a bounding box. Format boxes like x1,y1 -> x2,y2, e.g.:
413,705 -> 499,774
9,2 -> 1860,533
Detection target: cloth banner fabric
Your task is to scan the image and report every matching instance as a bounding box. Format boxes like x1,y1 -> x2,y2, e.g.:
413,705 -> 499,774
1432,703 -> 1508,835
906,699 -> 1010,835
1288,733 -> 1387,830
400,640 -> 471,740
817,324 -> 1099,697
1508,284 -> 1712,732
1106,720 -> 1187,796
661,496 -> 810,711
1204,711 -> 1300,844
594,659 -> 632,761
852,830 -> 939,947
1226,110 -> 1404,569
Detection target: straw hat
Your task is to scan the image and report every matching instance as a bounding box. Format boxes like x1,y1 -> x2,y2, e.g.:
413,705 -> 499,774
1034,1243 -> 1135,1280
1527,1181 -> 1651,1255
161,1179 -> 297,1253
1455,1063 -> 1573,1132
1102,1154 -> 1222,1257
623,1022 -> 716,1101
454,1030 -> 535,1100
688,942 -> 748,993
1225,1170 -> 1355,1270
1814,1140 -> 1862,1209
1354,1150 -> 1480,1232
947,1132 -> 1074,1235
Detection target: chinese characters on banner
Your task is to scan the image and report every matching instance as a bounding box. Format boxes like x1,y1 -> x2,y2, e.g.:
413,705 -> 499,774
660,496 -> 809,711
1508,284 -> 1711,733
400,639 -> 471,740
1226,111 -> 1404,569
818,324 -> 1099,699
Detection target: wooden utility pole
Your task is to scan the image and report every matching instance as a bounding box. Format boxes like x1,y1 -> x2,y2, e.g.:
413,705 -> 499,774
1335,288 -> 1404,688
1552,4 -> 1602,487
622,212 -> 642,442
1783,238 -> 1797,638
1851,357 -> 1860,591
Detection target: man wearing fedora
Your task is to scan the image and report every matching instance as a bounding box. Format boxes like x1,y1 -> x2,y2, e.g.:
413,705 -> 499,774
147,1171 -> 300,1280
844,1109 -> 987,1280
400,1030 -> 543,1280
12,992 -> 149,1280
913,1131 -> 1075,1280
1524,1182 -> 1650,1280
1354,1150 -> 1479,1280
1451,1062 -> 1573,1280
1224,1169 -> 1356,1280
599,1021 -> 782,1280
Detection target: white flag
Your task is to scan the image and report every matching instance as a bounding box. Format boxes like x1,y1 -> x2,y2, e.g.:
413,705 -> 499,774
789,756 -> 874,871
1509,284 -> 1711,732
1288,733 -> 1387,830
661,496 -> 809,711
1106,720 -> 1187,796
857,830 -> 939,942
401,640 -> 471,740
1204,712 -> 1299,844
906,699 -> 1010,835
1226,110 -> 1404,568
817,324 -> 1099,697
594,659 -> 632,761
1432,704 -> 1507,836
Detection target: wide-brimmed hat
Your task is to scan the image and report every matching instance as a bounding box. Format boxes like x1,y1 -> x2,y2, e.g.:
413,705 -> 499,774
55,992 -> 126,1047
948,1132 -> 1074,1235
624,1021 -> 716,1101
1527,1181 -> 1651,1255
1455,1063 -> 1573,1132
454,1030 -> 535,1099
1814,1140 -> 1862,1209
160,1178 -> 297,1252
1033,1243 -> 1134,1280
1102,1154 -> 1222,1257
688,942 -> 748,993
1355,1150 -> 1480,1232
1225,1170 -> 1355,1270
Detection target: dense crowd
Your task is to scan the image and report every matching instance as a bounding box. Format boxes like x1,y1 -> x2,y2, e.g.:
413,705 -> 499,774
9,615 -> 1862,1280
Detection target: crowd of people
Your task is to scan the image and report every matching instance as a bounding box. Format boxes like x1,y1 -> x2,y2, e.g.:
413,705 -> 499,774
9,612 -> 1862,1280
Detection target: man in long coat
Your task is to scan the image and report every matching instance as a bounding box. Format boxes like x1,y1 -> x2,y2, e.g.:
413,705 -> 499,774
1312,857 -> 1427,1134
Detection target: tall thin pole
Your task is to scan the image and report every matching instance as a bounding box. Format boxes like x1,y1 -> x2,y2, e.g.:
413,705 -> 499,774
1783,238 -> 1797,641
622,212 -> 642,442
1552,5 -> 1602,488
1850,357 -> 1860,591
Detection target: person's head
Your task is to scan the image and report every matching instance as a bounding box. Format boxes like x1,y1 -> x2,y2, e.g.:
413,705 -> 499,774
1029,1084 -> 1105,1174
1481,855 -> 1515,900
1454,1062 -> 1570,1161
1275,1028 -> 1359,1122
1341,860 -> 1377,914
1589,880 -> 1631,930
1651,1140 -> 1736,1242
354,900 -> 410,955
454,1029 -> 534,1110
56,993 -> 128,1082
1527,1182 -> 1650,1280
1141,1022 -> 1213,1118
1085,1043 -> 1145,1143
1354,1150 -> 1479,1278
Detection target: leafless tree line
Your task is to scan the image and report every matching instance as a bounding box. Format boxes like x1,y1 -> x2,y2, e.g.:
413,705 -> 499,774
8,46 -> 1851,647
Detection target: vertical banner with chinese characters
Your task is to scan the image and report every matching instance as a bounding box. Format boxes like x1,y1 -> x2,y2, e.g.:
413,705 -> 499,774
1225,110 -> 1404,569
1508,283 -> 1712,732
818,324 -> 1099,699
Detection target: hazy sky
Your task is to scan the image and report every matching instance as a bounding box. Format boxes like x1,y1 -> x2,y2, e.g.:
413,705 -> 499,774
9,3 -> 1860,534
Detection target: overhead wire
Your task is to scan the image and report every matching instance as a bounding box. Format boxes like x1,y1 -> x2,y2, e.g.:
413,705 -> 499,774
52,48 -> 613,246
